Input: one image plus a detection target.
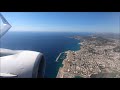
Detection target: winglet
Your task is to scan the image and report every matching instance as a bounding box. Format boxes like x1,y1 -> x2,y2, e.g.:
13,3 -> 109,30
0,13 -> 12,38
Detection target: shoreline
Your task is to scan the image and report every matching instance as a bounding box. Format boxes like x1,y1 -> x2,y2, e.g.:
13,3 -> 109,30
56,34 -> 120,78
56,41 -> 81,78
56,39 -> 81,78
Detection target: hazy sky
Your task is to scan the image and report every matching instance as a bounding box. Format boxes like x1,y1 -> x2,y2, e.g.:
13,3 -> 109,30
1,12 -> 120,33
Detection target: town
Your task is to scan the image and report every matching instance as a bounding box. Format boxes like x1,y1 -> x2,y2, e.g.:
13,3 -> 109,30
57,33 -> 120,78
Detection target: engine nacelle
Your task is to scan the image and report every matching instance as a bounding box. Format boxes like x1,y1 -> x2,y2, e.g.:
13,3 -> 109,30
0,48 -> 46,78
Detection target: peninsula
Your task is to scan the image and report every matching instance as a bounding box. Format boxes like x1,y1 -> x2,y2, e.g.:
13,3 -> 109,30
57,33 -> 120,78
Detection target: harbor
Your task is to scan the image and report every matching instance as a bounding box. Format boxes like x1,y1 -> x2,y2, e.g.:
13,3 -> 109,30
56,52 -> 64,62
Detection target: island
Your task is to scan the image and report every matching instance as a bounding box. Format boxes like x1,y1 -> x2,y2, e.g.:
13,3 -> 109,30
57,33 -> 120,78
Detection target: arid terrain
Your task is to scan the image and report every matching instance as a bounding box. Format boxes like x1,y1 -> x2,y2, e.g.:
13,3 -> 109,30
57,33 -> 120,78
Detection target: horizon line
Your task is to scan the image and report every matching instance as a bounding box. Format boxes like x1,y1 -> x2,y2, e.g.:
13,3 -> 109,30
8,30 -> 119,34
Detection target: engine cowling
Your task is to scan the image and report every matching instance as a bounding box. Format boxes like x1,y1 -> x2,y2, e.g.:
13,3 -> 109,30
0,48 -> 46,78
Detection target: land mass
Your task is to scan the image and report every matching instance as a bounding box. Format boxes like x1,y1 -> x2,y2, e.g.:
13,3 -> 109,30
57,33 -> 120,78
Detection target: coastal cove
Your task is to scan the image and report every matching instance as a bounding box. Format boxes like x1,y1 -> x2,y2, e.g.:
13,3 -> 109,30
1,31 -> 91,78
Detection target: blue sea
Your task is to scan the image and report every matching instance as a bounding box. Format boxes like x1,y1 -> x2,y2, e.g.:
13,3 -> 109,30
0,31 -> 91,78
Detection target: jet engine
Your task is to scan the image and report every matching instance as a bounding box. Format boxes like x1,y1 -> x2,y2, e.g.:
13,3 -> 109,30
0,48 -> 46,78
0,13 -> 46,78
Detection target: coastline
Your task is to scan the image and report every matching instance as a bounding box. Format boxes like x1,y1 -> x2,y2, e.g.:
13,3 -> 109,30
56,44 -> 80,78
56,48 -> 80,78
56,34 -> 120,78
56,41 -> 80,78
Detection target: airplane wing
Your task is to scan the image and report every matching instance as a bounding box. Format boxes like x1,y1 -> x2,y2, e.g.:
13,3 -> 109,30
0,13 -> 12,38
0,13 -> 46,78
